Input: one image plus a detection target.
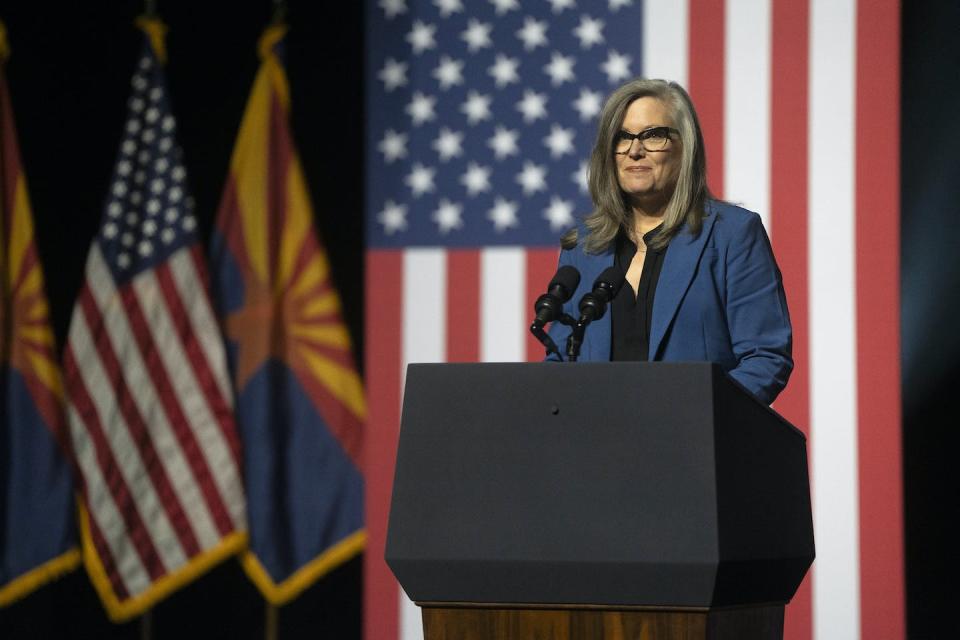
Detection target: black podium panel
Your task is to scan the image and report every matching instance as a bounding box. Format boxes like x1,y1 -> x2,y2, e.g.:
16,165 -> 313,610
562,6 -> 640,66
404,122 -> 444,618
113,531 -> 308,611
386,362 -> 813,608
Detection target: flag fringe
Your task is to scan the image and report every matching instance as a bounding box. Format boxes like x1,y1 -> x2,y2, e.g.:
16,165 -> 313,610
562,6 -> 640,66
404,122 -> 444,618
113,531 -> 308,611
77,502 -> 248,622
0,547 -> 81,607
240,529 -> 366,606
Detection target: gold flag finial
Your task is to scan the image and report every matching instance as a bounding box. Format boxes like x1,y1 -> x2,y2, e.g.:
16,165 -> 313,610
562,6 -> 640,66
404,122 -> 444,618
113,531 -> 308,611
0,20 -> 10,63
134,16 -> 168,64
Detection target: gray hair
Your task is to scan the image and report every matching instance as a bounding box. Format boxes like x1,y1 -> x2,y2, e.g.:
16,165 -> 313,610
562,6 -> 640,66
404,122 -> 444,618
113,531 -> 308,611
569,78 -> 711,253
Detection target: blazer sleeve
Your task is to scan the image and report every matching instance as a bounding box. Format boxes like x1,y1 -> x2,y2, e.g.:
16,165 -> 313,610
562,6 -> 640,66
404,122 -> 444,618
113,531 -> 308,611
723,212 -> 793,404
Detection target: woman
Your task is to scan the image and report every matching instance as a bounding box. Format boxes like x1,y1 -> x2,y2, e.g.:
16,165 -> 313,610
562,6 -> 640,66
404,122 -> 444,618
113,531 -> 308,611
547,79 -> 792,405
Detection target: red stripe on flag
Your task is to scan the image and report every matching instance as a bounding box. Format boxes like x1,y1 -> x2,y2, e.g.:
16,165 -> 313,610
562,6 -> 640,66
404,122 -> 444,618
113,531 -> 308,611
525,248 -> 560,362
687,0 -> 726,196
267,94 -> 292,285
153,259 -> 243,537
364,250 -> 403,640
855,1 -> 905,637
63,314 -> 166,584
76,288 -> 202,560
770,1 -> 812,638
446,250 -> 480,363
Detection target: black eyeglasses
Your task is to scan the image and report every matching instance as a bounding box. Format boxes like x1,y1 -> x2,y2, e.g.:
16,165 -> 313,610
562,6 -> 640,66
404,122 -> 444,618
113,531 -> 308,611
614,126 -> 679,154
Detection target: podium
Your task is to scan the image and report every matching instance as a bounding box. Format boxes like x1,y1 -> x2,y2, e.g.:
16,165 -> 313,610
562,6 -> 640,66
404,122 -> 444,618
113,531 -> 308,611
386,363 -> 814,639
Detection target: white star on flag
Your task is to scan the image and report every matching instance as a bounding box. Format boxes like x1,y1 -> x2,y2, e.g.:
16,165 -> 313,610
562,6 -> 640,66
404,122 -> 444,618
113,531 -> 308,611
544,196 -> 576,230
461,91 -> 493,124
489,0 -> 519,16
461,19 -> 493,52
432,127 -> 464,161
572,160 -> 589,194
379,129 -> 409,163
489,54 -> 521,88
516,161 -> 547,195
573,15 -> 605,48
608,0 -> 633,11
379,58 -> 409,91
601,50 -> 632,83
516,90 -> 549,123
516,17 -> 549,50
405,163 -> 436,197
573,88 -> 603,121
378,200 -> 408,235
432,198 -> 464,233
488,197 -> 520,231
547,0 -> 576,13
379,0 -> 407,19
543,124 -> 576,158
433,55 -> 464,90
407,20 -> 437,55
461,162 -> 492,196
544,51 -> 576,86
433,0 -> 463,18
488,126 -> 520,159
406,91 -> 437,126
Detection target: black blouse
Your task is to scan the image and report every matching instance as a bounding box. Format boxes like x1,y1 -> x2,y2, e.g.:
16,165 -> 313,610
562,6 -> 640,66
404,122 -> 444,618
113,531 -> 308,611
611,225 -> 669,361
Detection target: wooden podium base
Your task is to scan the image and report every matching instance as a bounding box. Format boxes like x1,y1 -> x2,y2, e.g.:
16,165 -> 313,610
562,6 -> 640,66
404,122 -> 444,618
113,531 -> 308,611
419,603 -> 785,640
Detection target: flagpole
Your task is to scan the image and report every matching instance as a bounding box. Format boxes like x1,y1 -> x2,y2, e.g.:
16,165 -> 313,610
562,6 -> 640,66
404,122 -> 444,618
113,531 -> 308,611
140,610 -> 152,640
265,601 -> 278,640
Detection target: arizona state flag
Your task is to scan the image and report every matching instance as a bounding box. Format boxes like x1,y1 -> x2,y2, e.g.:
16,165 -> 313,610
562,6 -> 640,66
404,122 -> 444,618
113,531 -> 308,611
0,20 -> 80,607
210,24 -> 365,604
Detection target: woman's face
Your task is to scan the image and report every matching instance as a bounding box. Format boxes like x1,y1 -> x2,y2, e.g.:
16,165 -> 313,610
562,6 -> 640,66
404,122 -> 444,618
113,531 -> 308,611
615,97 -> 681,212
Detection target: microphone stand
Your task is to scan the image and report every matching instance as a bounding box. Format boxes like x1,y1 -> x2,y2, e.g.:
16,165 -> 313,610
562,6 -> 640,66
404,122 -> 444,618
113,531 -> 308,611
565,319 -> 588,362
530,313 -> 577,361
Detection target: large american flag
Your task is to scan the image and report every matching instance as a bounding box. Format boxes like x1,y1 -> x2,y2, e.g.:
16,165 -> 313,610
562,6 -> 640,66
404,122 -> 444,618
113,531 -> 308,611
364,2 -> 902,640
62,23 -> 247,621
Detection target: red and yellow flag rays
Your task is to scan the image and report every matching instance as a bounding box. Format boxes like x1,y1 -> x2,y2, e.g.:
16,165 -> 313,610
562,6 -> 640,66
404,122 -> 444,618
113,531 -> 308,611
3,175 -> 64,413
219,26 -> 364,462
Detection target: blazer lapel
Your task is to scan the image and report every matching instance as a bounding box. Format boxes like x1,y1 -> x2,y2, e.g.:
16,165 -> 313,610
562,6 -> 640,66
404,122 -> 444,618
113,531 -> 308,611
649,210 -> 717,359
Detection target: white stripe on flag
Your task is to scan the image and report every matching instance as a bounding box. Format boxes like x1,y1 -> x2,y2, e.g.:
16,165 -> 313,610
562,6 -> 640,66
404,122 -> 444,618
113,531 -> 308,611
642,0 -> 689,86
724,0 -> 772,231
809,0 -> 860,638
399,248 -> 445,640
481,248 -> 525,363
168,249 -> 235,410
65,389 -> 151,597
80,250 -> 187,571
130,265 -> 238,547
402,249 -> 446,368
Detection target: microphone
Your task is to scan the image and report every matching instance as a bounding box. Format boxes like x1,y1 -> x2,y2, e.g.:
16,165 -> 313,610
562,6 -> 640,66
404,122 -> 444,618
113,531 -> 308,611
532,265 -> 581,328
529,265 -> 580,360
577,265 -> 626,325
566,265 -> 626,361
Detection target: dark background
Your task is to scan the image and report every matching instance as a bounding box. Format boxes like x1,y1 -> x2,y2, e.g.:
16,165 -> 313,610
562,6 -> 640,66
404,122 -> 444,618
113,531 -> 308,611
1,1 -> 363,638
1,1 -> 957,638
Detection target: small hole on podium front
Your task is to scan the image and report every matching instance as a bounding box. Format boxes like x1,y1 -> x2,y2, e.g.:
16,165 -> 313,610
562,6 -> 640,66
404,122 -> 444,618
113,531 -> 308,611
551,405 -> 560,415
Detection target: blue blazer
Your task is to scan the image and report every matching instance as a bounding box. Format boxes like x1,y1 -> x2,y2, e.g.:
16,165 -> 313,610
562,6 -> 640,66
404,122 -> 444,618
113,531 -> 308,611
547,200 -> 793,405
